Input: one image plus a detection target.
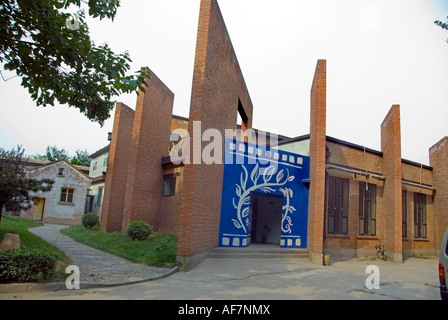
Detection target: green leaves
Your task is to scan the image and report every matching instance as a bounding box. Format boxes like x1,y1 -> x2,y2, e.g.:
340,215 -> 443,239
0,0 -> 149,125
71,149 -> 91,166
435,16 -> 448,43
32,146 -> 91,166
0,146 -> 55,211
435,17 -> 448,30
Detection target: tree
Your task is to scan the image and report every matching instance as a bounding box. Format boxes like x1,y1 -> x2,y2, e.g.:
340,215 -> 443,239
0,145 -> 54,225
32,145 -> 70,162
71,149 -> 90,167
32,146 -> 90,166
435,16 -> 448,42
0,0 -> 150,126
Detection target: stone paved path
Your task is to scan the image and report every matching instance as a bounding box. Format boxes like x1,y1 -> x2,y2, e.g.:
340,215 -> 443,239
28,224 -> 177,287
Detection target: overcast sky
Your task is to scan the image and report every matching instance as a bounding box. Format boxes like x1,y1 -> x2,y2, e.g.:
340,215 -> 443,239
1,0 -> 448,165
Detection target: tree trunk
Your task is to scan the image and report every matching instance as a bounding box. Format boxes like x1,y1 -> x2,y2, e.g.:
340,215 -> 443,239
0,201 -> 4,227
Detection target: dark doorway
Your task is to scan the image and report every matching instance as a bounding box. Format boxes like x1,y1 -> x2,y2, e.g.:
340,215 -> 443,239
250,193 -> 283,245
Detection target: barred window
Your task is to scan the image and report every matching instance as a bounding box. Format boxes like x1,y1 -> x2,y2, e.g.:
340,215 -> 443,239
326,176 -> 349,235
402,191 -> 408,238
414,193 -> 427,238
359,182 -> 377,236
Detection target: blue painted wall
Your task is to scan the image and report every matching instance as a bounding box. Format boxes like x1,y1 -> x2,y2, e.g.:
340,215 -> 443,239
219,139 -> 310,248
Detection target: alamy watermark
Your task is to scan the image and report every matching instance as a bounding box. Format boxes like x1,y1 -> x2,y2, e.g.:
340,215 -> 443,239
66,265 -> 80,290
365,265 -> 380,290
169,122 -> 280,169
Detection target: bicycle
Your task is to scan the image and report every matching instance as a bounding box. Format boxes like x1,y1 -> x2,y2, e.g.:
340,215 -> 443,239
375,244 -> 387,261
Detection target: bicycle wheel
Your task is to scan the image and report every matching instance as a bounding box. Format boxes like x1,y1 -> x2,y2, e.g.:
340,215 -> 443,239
377,249 -> 387,261
377,250 -> 383,260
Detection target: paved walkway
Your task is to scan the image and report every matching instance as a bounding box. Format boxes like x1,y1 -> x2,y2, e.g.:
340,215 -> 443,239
5,224 -> 177,291
0,223 -> 442,300
0,254 -> 441,300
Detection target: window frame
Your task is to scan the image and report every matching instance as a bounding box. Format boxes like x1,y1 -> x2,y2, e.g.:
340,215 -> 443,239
326,176 -> 349,235
96,187 -> 103,206
414,193 -> 427,239
402,190 -> 408,238
359,182 -> 377,236
162,174 -> 177,197
60,188 -> 75,204
92,160 -> 98,172
58,167 -> 64,176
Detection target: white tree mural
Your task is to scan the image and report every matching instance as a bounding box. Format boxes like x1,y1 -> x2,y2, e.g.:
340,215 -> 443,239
232,163 -> 296,234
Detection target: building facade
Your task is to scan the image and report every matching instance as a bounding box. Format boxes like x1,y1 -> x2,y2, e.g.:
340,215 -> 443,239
100,0 -> 448,271
22,159 -> 91,225
86,145 -> 109,215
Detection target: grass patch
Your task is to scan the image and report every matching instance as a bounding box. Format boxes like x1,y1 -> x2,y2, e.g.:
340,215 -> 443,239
60,225 -> 178,268
0,214 -> 72,282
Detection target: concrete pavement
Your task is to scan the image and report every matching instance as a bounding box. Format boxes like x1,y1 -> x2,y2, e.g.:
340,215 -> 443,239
0,223 -> 442,300
0,255 -> 441,300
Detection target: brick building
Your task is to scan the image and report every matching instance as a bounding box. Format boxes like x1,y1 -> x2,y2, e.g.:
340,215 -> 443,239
100,0 -> 448,271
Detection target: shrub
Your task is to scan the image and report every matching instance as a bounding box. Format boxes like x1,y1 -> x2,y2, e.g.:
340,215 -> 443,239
127,220 -> 153,241
0,249 -> 57,283
82,213 -> 100,229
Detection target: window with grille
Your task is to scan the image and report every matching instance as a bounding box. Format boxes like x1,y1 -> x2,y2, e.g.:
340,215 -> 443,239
359,182 -> 377,236
402,191 -> 408,238
326,176 -> 349,235
414,193 -> 427,238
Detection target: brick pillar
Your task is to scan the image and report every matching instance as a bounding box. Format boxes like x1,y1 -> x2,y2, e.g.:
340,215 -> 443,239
429,137 -> 448,250
308,59 -> 327,265
121,70 -> 175,232
380,105 -> 403,263
176,0 -> 253,271
101,103 -> 135,232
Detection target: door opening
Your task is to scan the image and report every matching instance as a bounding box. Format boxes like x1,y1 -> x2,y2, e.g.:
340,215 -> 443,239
32,198 -> 45,221
250,193 -> 283,245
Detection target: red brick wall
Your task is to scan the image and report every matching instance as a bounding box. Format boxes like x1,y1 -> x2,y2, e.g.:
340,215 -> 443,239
327,142 -> 383,174
402,162 -> 433,186
325,141 -> 384,257
402,161 -> 436,256
430,137 -> 448,249
176,0 -> 254,271
171,116 -> 189,132
380,105 -> 403,261
158,165 -> 184,234
308,59 -> 327,264
122,70 -> 175,232
101,103 -> 135,231
157,116 -> 188,234
325,138 -> 436,258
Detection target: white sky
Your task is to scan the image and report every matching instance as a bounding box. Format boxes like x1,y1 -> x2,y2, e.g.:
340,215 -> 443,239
1,0 -> 448,165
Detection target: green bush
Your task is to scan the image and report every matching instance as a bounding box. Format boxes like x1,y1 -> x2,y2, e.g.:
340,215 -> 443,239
0,249 -> 57,283
127,220 -> 153,241
82,213 -> 100,229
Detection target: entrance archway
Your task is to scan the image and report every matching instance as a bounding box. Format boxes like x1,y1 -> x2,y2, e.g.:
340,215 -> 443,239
250,193 -> 283,245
